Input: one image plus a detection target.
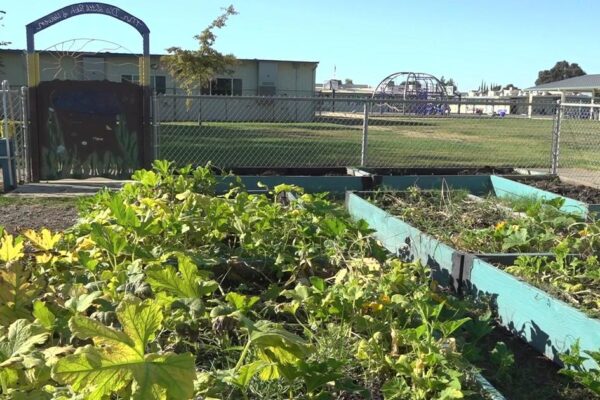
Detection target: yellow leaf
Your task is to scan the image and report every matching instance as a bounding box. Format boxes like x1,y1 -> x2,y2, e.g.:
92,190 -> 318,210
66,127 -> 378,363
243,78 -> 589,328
23,229 -> 62,251
76,237 -> 96,251
0,234 -> 24,263
35,253 -> 54,264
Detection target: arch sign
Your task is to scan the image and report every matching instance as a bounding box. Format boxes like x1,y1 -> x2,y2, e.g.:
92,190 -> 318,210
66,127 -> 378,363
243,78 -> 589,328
25,3 -> 152,181
26,3 -> 149,55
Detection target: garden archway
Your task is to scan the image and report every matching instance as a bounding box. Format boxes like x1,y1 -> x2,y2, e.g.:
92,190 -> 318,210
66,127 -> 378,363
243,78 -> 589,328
26,3 -> 152,180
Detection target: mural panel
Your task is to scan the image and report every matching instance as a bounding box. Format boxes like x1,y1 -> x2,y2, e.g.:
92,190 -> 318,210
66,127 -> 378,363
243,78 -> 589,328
37,80 -> 142,179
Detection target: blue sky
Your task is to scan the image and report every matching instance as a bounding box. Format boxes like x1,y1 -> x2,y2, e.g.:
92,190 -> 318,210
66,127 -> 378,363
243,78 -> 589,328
2,0 -> 599,90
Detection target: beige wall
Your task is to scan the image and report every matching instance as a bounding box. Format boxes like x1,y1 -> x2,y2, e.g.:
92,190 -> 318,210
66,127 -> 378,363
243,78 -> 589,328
0,52 -> 28,87
0,50 -> 317,97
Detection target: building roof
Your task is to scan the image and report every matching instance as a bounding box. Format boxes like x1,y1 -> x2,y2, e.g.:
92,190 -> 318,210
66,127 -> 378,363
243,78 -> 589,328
525,74 -> 600,91
0,49 -> 319,65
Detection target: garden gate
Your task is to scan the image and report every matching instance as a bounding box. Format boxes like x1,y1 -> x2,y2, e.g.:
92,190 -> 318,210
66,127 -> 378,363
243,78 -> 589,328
26,3 -> 152,181
0,80 -> 30,188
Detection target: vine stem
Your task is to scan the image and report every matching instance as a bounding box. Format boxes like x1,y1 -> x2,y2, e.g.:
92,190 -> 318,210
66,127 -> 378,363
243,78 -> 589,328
234,339 -> 252,371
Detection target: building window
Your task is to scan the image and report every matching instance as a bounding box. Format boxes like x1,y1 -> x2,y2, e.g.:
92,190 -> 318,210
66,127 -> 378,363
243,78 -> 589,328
152,76 -> 166,94
213,78 -> 232,96
233,79 -> 242,96
200,78 -> 243,96
121,75 -> 167,94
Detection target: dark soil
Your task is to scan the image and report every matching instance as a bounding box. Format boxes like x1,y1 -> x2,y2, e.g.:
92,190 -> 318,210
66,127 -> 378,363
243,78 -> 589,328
0,197 -> 80,234
360,167 -> 517,176
214,167 -> 352,176
476,324 -> 597,400
514,177 -> 600,204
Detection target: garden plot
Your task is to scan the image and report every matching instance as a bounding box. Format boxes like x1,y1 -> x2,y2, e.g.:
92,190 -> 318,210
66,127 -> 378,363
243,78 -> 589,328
490,175 -> 599,217
214,166 -> 372,194
371,189 -> 600,314
346,188 -> 600,375
4,163 -> 600,399
510,176 -> 600,214
2,161 -> 531,400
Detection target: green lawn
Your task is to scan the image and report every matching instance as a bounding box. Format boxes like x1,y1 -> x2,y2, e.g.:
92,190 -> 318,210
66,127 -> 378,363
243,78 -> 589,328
156,115 -> 599,170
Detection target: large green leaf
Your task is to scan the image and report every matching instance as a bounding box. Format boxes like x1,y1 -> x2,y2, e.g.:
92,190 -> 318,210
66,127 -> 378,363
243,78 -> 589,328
117,299 -> 163,355
131,353 -> 196,400
0,319 -> 49,364
68,314 -> 133,349
248,322 -> 309,381
32,301 -> 56,331
0,320 -> 50,393
108,195 -> 141,228
65,291 -> 102,314
89,223 -> 128,257
52,346 -> 136,400
146,254 -> 217,299
52,298 -> 195,400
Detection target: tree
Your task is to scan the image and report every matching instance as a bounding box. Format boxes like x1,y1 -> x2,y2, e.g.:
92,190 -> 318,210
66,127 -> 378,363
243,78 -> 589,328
344,78 -> 353,85
438,76 -> 457,91
503,83 -> 519,90
0,10 -> 9,47
478,81 -> 489,93
161,6 -> 238,94
0,11 -> 10,73
535,61 -> 586,85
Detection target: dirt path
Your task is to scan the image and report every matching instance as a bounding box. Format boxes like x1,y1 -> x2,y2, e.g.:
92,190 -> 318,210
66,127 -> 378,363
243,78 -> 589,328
0,197 -> 80,234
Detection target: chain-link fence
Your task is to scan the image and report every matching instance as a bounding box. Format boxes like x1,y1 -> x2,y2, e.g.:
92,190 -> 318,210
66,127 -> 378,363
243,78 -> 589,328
0,81 -> 30,185
153,94 -> 559,171
555,102 -> 600,185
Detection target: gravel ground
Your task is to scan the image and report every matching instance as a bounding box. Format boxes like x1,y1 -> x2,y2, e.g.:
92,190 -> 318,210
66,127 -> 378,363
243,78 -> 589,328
0,197 -> 80,234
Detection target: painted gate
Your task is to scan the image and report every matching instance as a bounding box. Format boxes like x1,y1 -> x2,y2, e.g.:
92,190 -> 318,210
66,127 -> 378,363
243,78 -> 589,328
26,2 -> 152,180
36,80 -> 143,179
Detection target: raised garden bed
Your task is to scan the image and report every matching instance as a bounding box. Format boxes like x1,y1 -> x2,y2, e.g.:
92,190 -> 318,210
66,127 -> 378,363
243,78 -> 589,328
214,167 -> 373,194
4,162 -> 600,398
346,190 -> 600,373
358,166 -> 528,176
2,163 -> 526,400
491,175 -> 598,217
375,174 -> 595,218
510,175 -> 600,214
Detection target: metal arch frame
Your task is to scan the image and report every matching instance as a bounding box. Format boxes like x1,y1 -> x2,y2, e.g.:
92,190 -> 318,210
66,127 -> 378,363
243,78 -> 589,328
371,71 -> 450,100
26,3 -> 149,55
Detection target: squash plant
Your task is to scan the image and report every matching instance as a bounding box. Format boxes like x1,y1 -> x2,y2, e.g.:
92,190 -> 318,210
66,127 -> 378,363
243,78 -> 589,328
0,162 -> 512,399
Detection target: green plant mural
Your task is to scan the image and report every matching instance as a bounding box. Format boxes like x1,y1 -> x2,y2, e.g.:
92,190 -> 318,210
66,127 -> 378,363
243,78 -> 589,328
38,80 -> 143,180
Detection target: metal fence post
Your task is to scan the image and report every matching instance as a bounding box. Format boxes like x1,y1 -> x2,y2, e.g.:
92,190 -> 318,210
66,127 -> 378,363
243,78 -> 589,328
1,80 -> 15,187
361,101 -> 370,167
20,86 -> 30,183
2,81 -> 8,137
550,100 -> 561,175
152,93 -> 160,161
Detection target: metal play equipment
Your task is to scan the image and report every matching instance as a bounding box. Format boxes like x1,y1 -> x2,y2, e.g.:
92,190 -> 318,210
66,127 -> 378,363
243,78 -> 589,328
371,72 -> 452,115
